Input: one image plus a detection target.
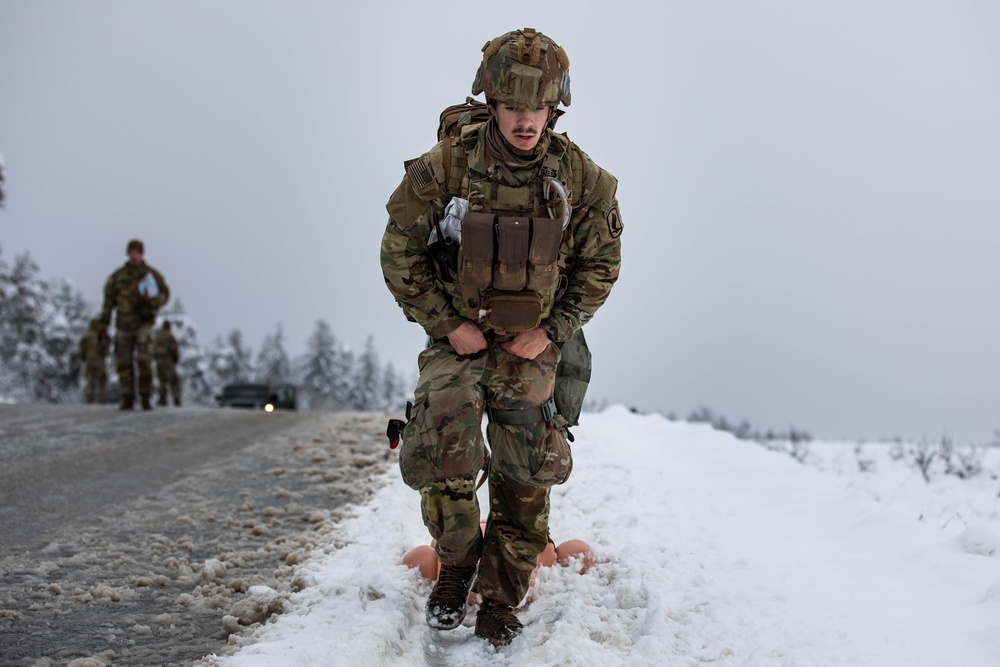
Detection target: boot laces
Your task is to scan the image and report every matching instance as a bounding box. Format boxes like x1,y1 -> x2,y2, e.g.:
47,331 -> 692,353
433,565 -> 475,601
482,599 -> 521,630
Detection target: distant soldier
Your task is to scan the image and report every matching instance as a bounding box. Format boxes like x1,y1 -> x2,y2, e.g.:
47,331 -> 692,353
153,320 -> 181,406
100,239 -> 170,410
78,318 -> 110,403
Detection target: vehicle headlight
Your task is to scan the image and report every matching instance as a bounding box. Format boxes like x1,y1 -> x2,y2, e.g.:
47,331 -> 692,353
264,404 -> 275,413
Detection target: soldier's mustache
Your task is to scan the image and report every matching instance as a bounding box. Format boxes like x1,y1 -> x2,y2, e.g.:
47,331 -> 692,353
513,127 -> 536,136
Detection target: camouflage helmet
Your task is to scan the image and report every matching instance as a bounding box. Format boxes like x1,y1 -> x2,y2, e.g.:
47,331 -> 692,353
471,28 -> 571,109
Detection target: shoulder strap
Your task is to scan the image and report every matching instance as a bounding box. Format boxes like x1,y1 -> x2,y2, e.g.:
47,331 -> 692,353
568,143 -> 596,207
441,134 -> 469,198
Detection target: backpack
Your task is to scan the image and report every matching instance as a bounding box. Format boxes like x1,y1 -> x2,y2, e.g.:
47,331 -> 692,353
437,97 -> 491,142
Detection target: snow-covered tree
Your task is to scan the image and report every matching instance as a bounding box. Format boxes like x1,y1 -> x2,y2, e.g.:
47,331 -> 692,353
205,329 -> 254,391
0,247 -> 19,397
256,323 -> 292,387
331,345 -> 355,409
0,249 -> 41,400
350,336 -> 382,410
0,248 -> 89,402
38,278 -> 89,401
297,319 -> 339,410
381,360 -> 414,412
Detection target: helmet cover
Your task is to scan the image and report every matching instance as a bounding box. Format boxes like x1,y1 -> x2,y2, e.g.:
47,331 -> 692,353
471,28 -> 571,109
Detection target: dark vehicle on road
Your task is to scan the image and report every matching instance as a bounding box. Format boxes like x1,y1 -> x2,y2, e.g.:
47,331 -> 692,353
217,383 -> 297,411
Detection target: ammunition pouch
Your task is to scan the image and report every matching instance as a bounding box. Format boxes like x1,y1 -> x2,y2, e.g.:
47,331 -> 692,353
494,216 -> 530,291
457,211 -> 495,289
455,212 -> 562,329
526,217 -> 562,290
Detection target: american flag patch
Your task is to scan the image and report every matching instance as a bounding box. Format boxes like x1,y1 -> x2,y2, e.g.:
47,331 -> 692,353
404,157 -> 435,192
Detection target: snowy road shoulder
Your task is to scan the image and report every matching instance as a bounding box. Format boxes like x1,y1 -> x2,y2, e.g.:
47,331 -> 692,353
203,407 -> 1000,667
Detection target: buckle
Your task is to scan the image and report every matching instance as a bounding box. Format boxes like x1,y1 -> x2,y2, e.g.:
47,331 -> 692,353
539,398 -> 556,421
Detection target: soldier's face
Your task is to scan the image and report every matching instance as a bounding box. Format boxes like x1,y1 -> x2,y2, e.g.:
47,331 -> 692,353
495,102 -> 550,151
128,249 -> 143,266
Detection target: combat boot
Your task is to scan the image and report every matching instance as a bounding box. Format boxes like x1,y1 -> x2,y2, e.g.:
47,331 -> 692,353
425,564 -> 477,630
120,397 -> 134,411
141,396 -> 153,411
475,597 -> 522,648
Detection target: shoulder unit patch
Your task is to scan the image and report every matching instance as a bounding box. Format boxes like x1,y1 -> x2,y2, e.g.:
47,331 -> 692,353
606,204 -> 623,239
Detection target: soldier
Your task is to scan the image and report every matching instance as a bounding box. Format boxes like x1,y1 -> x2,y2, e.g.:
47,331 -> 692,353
78,318 -> 110,403
153,320 -> 181,406
99,239 -> 170,410
380,28 -> 623,647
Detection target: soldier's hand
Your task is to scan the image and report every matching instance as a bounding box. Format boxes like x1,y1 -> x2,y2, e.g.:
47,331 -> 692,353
501,327 -> 550,360
446,321 -> 488,356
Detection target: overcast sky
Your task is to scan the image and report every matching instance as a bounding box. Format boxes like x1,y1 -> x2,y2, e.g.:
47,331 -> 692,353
2,0 -> 998,443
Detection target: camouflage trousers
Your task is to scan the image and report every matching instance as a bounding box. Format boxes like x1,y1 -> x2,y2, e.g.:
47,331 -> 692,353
115,327 -> 153,400
84,361 -> 107,404
156,360 -> 181,405
399,338 -> 573,608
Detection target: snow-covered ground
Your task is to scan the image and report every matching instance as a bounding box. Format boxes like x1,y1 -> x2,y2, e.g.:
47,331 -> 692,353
201,407 -> 1000,667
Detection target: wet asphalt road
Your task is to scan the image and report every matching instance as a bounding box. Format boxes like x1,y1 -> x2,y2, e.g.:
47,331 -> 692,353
0,403 -> 394,667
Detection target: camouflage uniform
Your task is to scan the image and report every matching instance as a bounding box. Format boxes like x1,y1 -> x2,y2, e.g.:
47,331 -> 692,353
100,243 -> 170,407
78,318 -> 110,403
153,322 -> 181,406
381,29 -> 622,614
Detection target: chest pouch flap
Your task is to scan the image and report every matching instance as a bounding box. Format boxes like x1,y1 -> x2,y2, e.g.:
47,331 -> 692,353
482,290 -> 543,333
526,217 -> 562,291
457,211 -> 496,290
494,216 -> 530,291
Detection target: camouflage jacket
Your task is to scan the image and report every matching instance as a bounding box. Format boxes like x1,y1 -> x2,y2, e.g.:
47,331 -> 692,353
153,330 -> 179,363
380,122 -> 622,343
100,261 -> 170,331
78,325 -> 110,364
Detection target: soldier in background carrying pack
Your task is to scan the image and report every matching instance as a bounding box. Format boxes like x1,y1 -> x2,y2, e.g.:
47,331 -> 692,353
153,320 -> 181,407
78,318 -> 110,404
381,28 -> 623,647
100,239 -> 170,411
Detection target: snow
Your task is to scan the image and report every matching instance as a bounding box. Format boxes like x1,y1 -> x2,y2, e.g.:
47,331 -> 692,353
203,407 -> 1000,666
